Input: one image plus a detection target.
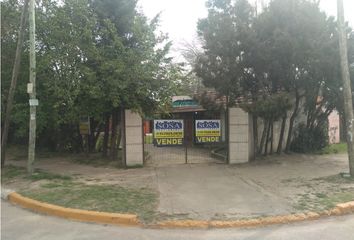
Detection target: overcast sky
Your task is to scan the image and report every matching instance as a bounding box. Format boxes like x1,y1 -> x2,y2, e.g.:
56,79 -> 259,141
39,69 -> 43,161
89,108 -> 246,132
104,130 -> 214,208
138,0 -> 354,60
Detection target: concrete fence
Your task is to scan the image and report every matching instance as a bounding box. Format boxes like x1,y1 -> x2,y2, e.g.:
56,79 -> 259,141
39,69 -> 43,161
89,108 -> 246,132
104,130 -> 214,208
228,108 -> 254,164
123,107 -> 254,166
123,110 -> 144,167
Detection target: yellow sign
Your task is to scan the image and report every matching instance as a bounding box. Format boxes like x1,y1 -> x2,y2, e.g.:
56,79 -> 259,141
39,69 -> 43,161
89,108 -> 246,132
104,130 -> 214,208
154,131 -> 184,138
79,117 -> 90,135
155,138 -> 183,145
196,136 -> 220,143
195,130 -> 220,137
153,120 -> 184,146
195,120 -> 221,143
79,123 -> 90,135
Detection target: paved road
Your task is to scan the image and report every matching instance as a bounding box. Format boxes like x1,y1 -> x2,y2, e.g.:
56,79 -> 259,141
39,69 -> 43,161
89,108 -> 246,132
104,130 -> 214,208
2,201 -> 354,240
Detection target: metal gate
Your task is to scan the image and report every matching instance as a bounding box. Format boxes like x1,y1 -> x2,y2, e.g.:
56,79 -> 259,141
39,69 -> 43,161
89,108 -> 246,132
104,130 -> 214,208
143,110 -> 228,167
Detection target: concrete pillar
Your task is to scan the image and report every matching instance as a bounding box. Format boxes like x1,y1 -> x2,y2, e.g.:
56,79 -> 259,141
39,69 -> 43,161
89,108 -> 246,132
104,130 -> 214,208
228,107 -> 253,164
123,109 -> 144,167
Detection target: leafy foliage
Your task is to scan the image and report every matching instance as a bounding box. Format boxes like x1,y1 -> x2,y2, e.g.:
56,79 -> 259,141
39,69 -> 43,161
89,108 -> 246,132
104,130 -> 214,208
196,0 -> 354,155
241,93 -> 292,122
2,0 -> 181,152
290,123 -> 328,153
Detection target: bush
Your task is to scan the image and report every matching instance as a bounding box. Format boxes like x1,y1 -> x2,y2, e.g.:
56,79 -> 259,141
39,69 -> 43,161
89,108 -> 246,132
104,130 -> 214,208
290,123 -> 328,153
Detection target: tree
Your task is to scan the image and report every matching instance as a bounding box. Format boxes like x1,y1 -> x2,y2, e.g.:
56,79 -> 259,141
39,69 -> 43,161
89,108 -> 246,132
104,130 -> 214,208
242,93 -> 292,155
1,0 -> 180,163
1,0 -> 29,167
196,0 -> 352,156
196,0 -> 256,103
255,0 -> 337,153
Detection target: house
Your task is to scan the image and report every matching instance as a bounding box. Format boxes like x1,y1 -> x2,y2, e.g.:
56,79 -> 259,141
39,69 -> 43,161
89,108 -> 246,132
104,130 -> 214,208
143,94 -> 227,145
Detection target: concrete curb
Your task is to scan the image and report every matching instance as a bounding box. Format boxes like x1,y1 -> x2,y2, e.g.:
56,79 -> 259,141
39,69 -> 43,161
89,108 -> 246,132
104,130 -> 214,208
8,192 -> 140,227
1,189 -> 15,200
156,203 -> 354,228
6,192 -> 354,229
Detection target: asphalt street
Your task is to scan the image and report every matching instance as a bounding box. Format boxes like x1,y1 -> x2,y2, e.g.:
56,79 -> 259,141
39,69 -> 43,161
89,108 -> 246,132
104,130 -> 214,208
2,201 -> 354,240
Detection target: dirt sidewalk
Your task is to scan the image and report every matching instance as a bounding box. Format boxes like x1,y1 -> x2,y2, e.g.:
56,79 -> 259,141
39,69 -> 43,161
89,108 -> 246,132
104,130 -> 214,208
4,153 -> 354,220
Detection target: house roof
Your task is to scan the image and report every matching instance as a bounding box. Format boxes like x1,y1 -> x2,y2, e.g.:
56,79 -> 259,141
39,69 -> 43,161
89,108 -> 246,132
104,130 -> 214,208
171,95 -> 206,113
170,106 -> 206,113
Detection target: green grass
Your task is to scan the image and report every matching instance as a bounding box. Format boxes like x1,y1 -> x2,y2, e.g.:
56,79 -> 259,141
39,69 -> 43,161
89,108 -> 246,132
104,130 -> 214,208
5,145 -> 28,161
1,165 -> 27,181
71,152 -> 123,168
317,143 -> 347,154
310,192 -> 354,210
293,173 -> 354,212
294,191 -> 354,212
25,170 -> 72,181
20,183 -> 158,223
5,145 -> 71,161
40,181 -> 75,189
312,174 -> 354,184
5,145 -> 124,168
1,165 -> 72,182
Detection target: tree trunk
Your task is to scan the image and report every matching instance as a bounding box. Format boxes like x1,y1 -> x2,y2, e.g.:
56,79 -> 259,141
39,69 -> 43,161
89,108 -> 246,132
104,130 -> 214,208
76,125 -> 84,153
277,115 -> 287,154
88,118 -> 102,153
338,0 -> 354,176
94,125 -> 101,147
102,114 -> 110,157
253,115 -> 258,157
258,120 -> 268,155
110,109 -> 118,160
285,89 -> 300,153
264,120 -> 271,155
270,121 -> 274,155
340,113 -> 346,142
1,0 -> 30,167
116,123 -> 122,162
88,118 -> 95,152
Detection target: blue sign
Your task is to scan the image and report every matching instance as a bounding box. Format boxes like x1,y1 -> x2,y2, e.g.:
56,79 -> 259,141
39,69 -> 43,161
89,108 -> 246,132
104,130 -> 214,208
153,120 -> 184,146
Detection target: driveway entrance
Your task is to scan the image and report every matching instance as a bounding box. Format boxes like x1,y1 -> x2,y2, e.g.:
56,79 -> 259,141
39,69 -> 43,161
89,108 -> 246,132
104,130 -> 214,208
144,145 -> 223,167
143,115 -> 227,166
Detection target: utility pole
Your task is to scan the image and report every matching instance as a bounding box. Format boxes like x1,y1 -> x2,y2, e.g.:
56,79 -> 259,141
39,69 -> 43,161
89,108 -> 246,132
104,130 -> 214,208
1,0 -> 30,167
27,0 -> 37,175
337,0 -> 354,176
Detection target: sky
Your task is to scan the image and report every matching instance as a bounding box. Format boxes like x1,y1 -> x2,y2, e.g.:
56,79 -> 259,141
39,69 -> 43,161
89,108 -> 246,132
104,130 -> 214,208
138,0 -> 354,60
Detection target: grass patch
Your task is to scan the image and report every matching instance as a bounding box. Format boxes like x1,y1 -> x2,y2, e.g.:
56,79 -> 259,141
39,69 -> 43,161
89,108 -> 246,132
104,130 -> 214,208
72,152 -> 123,168
294,191 -> 354,212
312,174 -> 354,184
5,145 -> 28,161
311,192 -> 354,210
40,181 -> 75,189
5,145 -> 71,161
1,165 -> 27,181
1,165 -> 72,182
20,183 -> 158,223
317,143 -> 347,154
26,170 -> 72,181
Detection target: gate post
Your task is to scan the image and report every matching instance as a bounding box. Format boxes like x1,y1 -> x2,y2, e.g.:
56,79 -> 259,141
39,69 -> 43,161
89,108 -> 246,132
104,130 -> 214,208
123,109 -> 144,167
228,107 -> 254,164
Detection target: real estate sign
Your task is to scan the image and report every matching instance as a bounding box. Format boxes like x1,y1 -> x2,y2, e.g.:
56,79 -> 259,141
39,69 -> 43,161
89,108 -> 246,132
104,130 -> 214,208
195,120 -> 221,143
153,120 -> 184,146
79,117 -> 90,135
